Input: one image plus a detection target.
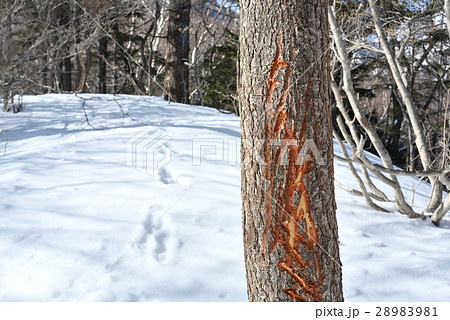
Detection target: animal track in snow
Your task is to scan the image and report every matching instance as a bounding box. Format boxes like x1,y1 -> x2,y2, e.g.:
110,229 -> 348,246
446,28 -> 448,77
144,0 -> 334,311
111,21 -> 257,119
138,206 -> 180,262
157,167 -> 177,185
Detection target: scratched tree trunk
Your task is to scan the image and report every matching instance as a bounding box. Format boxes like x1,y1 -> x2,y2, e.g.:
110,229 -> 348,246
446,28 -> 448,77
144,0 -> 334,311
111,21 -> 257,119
98,37 -> 108,94
163,0 -> 190,104
239,0 -> 343,302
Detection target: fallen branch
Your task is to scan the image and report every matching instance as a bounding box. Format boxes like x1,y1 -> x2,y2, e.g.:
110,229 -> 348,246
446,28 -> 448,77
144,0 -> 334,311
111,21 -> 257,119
335,180 -> 391,204
334,154 -> 450,179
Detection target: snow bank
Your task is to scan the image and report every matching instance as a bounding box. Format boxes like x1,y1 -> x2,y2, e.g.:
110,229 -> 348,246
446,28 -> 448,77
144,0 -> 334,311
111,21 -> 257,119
0,94 -> 448,301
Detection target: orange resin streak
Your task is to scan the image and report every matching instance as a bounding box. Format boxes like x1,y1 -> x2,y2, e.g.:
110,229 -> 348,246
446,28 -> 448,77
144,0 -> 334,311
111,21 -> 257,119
261,33 -> 324,301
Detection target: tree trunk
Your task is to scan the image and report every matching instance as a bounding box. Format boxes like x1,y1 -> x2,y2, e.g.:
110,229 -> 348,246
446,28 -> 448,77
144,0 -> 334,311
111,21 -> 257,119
240,0 -> 343,302
98,37 -> 108,94
163,0 -> 190,104
55,63 -> 62,94
76,49 -> 92,93
444,0 -> 450,38
3,84 -> 10,112
432,193 -> 450,226
432,0 -> 450,226
62,55 -> 72,92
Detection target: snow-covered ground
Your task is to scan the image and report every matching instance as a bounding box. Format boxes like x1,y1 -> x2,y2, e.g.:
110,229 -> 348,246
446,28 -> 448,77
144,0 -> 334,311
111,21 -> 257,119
0,94 -> 449,302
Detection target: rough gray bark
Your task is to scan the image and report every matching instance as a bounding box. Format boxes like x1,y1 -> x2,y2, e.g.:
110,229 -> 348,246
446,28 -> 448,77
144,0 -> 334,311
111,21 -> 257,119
240,0 -> 343,302
164,0 -> 190,104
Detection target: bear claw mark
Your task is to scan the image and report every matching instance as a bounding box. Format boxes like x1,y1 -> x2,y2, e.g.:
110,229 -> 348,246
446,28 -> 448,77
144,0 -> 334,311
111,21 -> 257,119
262,32 -> 324,302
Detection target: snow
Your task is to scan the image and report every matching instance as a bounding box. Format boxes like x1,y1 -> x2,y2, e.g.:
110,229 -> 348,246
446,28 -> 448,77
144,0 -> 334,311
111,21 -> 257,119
0,94 -> 449,302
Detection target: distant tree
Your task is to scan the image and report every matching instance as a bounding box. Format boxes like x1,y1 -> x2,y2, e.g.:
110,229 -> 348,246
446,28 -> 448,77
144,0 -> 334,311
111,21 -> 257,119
51,0 -> 72,92
446,0 -> 450,36
0,0 -> 58,111
0,0 -> 240,108
239,0 -> 343,301
201,30 -> 238,113
189,0 -> 239,110
164,0 -> 191,103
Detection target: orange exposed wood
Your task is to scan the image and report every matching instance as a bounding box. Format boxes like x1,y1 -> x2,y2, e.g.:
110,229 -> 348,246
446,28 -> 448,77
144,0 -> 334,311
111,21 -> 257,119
265,33 -> 288,118
262,32 -> 324,302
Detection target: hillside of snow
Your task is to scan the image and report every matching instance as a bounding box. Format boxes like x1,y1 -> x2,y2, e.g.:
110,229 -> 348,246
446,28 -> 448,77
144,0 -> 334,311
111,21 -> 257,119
0,94 -> 449,301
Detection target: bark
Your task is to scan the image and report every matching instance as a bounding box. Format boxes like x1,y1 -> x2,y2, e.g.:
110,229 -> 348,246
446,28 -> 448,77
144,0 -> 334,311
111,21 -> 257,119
164,0 -> 190,103
3,85 -> 10,112
98,37 -> 108,94
76,49 -> 92,93
240,0 -> 343,302
445,0 -> 450,38
42,54 -> 52,94
54,63 -> 62,94
62,55 -> 72,92
139,0 -> 160,93
431,193 -> 450,226
367,0 -> 442,212
112,30 -> 121,94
